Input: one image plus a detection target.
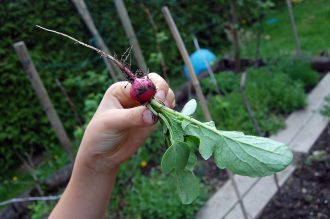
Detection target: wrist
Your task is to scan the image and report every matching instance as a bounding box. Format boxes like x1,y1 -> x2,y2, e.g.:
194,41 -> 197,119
75,144 -> 121,176
54,154 -> 118,219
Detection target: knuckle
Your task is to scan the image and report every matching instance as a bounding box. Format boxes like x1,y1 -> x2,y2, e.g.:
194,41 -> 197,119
105,83 -> 118,95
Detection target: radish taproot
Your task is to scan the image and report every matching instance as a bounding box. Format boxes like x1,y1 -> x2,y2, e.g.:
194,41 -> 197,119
37,25 -> 293,204
36,25 -> 157,105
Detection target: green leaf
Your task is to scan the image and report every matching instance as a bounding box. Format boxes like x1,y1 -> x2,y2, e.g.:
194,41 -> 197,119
174,170 -> 200,204
214,132 -> 293,177
184,135 -> 199,150
185,123 -> 293,177
185,152 -> 198,171
181,99 -> 197,116
184,124 -> 217,160
149,99 -> 293,203
181,120 -> 191,130
159,114 -> 168,135
161,142 -> 190,174
151,99 -> 293,177
204,121 -> 216,129
159,113 -> 184,143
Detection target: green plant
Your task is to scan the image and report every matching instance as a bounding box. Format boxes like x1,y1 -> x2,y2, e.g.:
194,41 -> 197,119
0,0 -> 99,176
246,67 -> 306,114
28,201 -> 55,219
305,150 -> 328,166
241,0 -> 330,58
200,67 -> 306,134
148,99 -> 292,203
0,0 -> 291,176
201,71 -> 240,95
121,171 -> 207,219
321,94 -> 330,118
206,94 -> 284,135
271,59 -> 320,88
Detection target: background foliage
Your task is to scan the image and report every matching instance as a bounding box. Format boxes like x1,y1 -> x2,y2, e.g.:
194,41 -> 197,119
0,0 -> 272,177
0,0 -> 327,218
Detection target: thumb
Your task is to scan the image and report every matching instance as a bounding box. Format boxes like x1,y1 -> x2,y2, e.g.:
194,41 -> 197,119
104,106 -> 156,130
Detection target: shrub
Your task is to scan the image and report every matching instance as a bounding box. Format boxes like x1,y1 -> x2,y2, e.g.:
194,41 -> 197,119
199,66 -> 307,135
271,59 -> 320,88
246,67 -> 307,114
118,171 -> 207,219
201,71 -> 240,95
207,94 -> 284,135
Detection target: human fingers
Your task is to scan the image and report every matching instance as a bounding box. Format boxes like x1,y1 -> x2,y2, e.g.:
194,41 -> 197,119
103,106 -> 156,131
165,88 -> 175,108
148,73 -> 169,103
99,82 -> 136,110
100,73 -> 170,111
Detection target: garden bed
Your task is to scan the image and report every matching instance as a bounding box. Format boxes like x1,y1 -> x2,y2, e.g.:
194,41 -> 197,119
260,124 -> 330,219
197,73 -> 330,219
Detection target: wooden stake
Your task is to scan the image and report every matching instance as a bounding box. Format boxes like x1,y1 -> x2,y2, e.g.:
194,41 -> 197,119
286,0 -> 302,57
162,7 -> 246,218
230,0 -> 241,72
71,0 -> 120,80
14,41 -> 74,161
162,6 -> 211,121
240,72 -> 262,136
240,71 -> 281,193
114,0 -> 148,73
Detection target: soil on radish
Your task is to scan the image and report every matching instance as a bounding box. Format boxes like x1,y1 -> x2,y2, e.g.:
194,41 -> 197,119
259,124 -> 330,219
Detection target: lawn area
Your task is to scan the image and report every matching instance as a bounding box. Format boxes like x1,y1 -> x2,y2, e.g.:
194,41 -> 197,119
241,0 -> 330,58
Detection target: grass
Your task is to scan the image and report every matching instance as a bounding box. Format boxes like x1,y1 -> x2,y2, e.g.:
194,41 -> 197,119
241,0 -> 330,58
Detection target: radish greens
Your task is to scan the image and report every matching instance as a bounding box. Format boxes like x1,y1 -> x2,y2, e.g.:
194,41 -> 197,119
148,99 -> 293,204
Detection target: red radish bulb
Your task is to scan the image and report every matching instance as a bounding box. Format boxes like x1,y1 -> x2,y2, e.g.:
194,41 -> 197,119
130,77 -> 157,104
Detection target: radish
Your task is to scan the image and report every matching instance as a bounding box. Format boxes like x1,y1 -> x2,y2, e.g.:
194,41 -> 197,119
130,77 -> 156,104
115,62 -> 156,104
37,25 -> 293,204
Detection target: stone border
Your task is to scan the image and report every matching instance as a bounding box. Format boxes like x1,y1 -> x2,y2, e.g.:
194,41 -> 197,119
197,73 -> 330,219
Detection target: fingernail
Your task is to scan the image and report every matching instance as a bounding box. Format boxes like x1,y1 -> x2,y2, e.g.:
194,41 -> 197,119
155,90 -> 165,102
143,109 -> 154,125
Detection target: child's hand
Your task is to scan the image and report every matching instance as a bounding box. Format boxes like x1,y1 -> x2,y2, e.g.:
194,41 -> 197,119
76,73 -> 175,174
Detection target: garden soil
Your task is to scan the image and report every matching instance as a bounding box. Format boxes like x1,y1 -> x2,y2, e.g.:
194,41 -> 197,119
260,124 -> 330,219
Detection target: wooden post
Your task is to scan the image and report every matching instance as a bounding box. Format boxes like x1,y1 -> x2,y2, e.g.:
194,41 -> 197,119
162,6 -> 211,121
240,72 -> 262,136
230,0 -> 241,72
71,0 -> 120,80
162,7 -> 247,219
286,0 -> 302,57
114,0 -> 148,73
14,41 -> 74,161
